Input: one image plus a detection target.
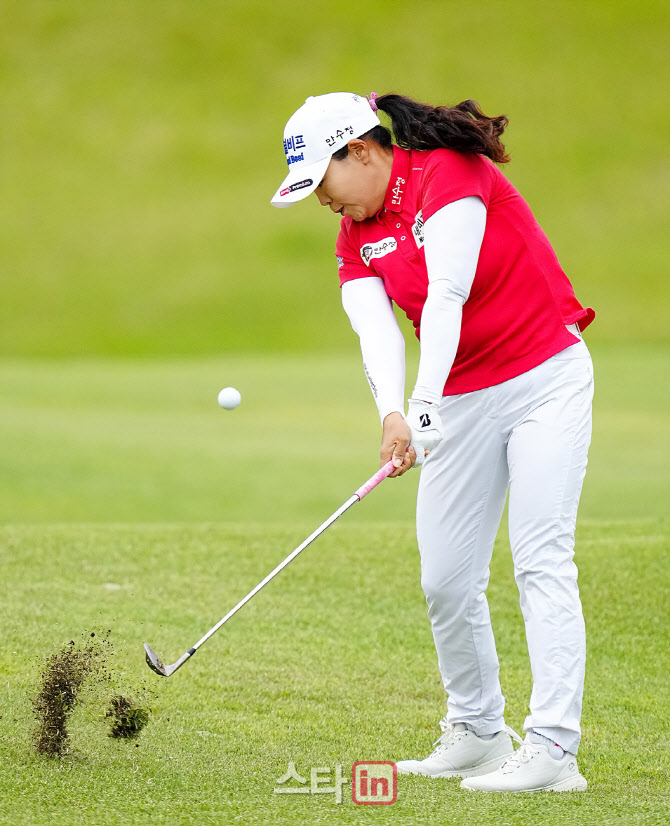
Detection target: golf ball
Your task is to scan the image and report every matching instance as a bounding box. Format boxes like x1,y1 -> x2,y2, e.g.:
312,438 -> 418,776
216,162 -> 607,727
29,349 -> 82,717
218,387 -> 241,410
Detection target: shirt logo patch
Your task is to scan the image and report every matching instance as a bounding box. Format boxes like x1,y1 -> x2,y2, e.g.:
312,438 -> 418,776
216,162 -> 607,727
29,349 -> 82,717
360,237 -> 397,266
336,255 -> 344,269
412,210 -> 425,248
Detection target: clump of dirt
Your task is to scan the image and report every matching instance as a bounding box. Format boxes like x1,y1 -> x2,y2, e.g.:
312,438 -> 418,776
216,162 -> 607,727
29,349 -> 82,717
32,634 -> 110,758
106,694 -> 151,739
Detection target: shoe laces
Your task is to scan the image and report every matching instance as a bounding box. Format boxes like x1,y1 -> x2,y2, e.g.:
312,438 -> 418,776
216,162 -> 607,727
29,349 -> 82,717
429,717 -> 468,756
430,719 -> 522,756
500,741 -> 544,774
502,724 -> 524,745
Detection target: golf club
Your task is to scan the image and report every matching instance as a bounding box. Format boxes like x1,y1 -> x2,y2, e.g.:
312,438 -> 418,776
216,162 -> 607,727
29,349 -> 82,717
144,458 -> 398,677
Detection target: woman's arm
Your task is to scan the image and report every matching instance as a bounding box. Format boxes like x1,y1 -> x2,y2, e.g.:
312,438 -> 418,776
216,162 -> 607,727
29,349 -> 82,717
413,195 -> 487,400
341,277 -> 413,474
341,277 -> 405,422
407,196 -> 487,451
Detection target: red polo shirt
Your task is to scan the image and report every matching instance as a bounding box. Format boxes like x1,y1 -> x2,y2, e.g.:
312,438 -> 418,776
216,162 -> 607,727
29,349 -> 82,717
336,146 -> 595,395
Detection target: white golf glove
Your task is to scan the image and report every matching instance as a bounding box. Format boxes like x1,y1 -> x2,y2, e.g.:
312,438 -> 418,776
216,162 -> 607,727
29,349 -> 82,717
406,398 -> 444,460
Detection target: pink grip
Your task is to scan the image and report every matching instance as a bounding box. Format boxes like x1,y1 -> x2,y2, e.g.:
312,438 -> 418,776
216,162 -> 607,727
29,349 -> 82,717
354,460 -> 395,501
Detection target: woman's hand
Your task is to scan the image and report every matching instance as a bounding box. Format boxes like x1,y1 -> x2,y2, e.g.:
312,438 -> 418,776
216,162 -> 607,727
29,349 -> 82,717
380,412 -> 416,477
406,398 -> 444,454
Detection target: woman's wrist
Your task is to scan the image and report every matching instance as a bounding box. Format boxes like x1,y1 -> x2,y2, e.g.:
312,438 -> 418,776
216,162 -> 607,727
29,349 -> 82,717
381,407 -> 406,426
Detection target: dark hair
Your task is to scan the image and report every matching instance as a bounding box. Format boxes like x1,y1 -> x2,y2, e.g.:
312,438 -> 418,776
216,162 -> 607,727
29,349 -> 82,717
334,94 -> 510,164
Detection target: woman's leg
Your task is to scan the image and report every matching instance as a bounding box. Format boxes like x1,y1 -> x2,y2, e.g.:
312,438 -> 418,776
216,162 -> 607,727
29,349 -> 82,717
506,345 -> 594,755
416,390 -> 510,736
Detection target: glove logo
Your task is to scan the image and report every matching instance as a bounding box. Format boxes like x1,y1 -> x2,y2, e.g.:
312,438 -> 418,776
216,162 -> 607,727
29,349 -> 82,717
419,413 -> 431,428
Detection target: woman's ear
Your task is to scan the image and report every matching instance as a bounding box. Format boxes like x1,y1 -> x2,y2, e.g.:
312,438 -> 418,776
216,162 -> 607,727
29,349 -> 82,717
347,139 -> 369,163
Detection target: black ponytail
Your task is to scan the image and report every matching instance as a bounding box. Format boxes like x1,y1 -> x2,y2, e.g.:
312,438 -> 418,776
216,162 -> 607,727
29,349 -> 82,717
376,94 -> 510,163
333,94 -> 510,164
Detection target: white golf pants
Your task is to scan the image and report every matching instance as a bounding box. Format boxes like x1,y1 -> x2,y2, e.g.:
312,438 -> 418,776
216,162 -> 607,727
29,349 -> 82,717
416,338 -> 593,755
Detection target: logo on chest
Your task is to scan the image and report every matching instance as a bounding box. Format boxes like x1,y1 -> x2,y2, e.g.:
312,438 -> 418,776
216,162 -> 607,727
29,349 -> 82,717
412,210 -> 425,248
360,237 -> 398,266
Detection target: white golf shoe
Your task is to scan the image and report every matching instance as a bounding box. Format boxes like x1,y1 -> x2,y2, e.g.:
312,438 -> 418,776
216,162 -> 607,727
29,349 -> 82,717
395,718 -> 520,779
460,739 -> 588,792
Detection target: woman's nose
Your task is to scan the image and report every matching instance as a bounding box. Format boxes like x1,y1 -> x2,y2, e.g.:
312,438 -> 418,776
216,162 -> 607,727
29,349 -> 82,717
315,189 -> 330,206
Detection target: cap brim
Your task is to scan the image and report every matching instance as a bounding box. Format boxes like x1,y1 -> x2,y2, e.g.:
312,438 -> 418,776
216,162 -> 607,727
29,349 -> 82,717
270,156 -> 331,208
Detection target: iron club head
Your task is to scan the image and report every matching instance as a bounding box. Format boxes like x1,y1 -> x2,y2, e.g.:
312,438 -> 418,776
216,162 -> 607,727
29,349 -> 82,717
144,643 -> 170,676
143,643 -> 193,677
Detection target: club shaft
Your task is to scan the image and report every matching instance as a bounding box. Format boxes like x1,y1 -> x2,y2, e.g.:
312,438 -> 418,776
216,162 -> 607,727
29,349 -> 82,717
191,494 -> 360,652
151,460 -> 396,674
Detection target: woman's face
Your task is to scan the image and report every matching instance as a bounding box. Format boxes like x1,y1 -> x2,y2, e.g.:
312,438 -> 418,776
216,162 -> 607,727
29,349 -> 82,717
314,140 -> 392,222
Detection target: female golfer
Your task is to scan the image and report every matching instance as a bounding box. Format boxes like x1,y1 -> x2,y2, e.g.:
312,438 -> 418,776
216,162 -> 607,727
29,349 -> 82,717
271,92 -> 594,793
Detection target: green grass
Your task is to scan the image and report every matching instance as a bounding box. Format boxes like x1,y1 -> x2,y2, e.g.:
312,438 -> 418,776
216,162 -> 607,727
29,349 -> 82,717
1,346 -> 669,524
1,348 -> 669,824
1,520 -> 668,825
1,0 -> 669,356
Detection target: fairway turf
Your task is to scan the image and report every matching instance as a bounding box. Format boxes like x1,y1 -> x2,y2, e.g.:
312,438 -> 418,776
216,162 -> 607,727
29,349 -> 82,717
1,350 -> 669,824
1,520 -> 668,825
1,347 -> 669,524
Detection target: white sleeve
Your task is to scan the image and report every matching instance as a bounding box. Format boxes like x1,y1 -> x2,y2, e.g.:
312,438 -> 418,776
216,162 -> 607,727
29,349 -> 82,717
341,277 -> 406,424
411,196 -> 487,403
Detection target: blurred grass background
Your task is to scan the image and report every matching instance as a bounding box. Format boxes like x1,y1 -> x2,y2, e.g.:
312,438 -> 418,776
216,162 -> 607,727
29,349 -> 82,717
1,0 -> 669,357
1,347 -> 669,523
1,0 -> 668,527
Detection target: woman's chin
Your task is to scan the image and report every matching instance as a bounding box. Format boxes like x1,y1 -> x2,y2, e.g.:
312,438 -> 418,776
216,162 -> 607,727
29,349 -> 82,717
347,207 -> 368,222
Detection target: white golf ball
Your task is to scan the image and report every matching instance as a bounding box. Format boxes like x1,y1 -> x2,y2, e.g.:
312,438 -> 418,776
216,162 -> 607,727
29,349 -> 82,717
218,387 -> 241,410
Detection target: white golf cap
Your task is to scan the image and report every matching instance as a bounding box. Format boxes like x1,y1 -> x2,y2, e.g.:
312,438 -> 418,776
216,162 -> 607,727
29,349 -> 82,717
270,92 -> 380,208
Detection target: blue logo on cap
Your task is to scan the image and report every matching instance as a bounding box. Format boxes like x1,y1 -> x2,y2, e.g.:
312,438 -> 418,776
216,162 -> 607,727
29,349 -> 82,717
284,135 -> 306,155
